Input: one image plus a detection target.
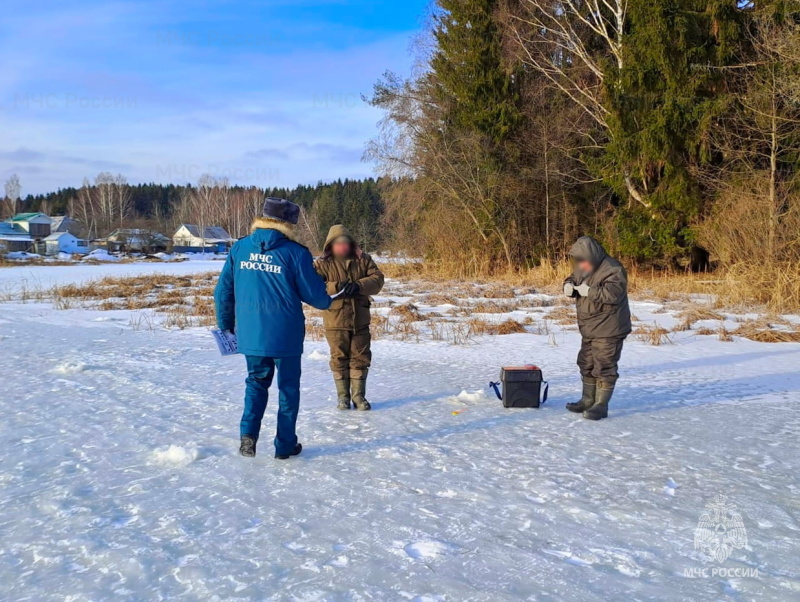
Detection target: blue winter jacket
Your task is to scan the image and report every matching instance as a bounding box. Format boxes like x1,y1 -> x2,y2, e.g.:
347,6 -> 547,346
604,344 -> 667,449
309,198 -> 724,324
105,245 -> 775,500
214,227 -> 332,357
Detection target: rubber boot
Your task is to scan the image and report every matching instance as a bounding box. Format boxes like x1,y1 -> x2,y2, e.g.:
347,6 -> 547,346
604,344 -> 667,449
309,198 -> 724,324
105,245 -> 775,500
351,379 -> 371,411
584,382 -> 613,420
335,378 -> 351,410
566,378 -> 596,413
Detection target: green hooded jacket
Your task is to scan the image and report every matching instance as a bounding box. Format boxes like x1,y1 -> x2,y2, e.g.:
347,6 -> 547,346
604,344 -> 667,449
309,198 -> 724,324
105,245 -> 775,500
567,236 -> 632,340
314,224 -> 385,332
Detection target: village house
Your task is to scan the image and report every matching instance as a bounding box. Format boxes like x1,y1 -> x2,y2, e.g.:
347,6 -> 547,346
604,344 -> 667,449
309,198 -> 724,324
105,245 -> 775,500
1,213 -> 53,254
49,216 -> 82,236
9,213 -> 52,238
106,228 -> 170,254
44,232 -> 89,256
172,224 -> 235,253
0,222 -> 34,253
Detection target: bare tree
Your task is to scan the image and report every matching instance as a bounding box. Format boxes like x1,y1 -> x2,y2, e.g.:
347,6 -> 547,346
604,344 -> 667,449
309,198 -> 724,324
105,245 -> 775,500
94,172 -> 116,234
74,178 -> 98,239
698,15 -> 800,264
114,174 -> 132,228
298,205 -> 322,254
504,0 -> 655,207
3,174 -> 21,217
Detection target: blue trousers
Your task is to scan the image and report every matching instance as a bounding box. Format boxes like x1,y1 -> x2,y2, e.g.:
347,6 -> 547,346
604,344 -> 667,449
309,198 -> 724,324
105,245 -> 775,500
241,355 -> 302,455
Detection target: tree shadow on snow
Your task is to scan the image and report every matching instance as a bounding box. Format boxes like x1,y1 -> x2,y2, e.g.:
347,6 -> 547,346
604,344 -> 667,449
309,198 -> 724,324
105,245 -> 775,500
306,400 -> 561,459
376,392 -> 452,411
611,370 -> 800,418
626,347 -> 800,376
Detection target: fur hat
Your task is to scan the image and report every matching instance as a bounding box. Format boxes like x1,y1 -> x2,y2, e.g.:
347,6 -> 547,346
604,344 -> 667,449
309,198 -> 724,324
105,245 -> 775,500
262,197 -> 300,225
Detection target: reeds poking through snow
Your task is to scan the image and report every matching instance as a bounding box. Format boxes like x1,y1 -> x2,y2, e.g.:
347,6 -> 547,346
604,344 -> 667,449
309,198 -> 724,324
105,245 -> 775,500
378,257 -> 800,314
5,258 -> 800,346
633,322 -> 673,346
47,272 -> 221,328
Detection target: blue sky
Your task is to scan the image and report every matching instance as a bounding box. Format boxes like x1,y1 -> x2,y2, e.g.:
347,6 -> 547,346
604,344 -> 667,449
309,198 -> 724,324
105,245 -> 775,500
0,0 -> 430,195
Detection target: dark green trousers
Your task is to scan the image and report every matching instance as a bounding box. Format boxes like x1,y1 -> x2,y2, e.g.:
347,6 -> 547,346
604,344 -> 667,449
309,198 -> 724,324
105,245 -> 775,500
577,337 -> 625,386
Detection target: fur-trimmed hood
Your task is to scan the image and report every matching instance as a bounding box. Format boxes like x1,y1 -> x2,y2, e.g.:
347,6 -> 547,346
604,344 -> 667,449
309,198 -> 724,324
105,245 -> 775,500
251,217 -> 298,241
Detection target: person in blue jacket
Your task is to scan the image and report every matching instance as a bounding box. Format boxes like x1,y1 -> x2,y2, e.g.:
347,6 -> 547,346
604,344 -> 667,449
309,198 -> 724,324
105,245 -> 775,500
214,197 -> 332,459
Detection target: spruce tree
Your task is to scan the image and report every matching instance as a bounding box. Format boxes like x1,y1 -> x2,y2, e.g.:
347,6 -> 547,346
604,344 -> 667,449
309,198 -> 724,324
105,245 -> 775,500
606,0 -> 743,260
430,0 -> 522,146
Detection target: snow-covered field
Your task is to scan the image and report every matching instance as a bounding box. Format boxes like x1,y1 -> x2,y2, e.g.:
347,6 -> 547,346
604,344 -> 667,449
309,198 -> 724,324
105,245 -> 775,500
1,262 -> 800,601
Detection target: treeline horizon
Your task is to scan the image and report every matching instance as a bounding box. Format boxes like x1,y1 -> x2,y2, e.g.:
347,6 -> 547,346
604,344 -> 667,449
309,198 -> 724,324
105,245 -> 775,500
11,176 -> 387,253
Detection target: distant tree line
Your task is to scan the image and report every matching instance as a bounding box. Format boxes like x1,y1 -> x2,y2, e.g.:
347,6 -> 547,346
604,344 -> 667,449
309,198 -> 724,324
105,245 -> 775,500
367,0 -> 800,274
11,175 -> 387,253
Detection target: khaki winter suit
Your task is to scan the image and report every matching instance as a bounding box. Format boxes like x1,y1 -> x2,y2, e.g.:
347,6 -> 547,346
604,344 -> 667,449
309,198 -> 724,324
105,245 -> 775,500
566,236 -> 632,387
314,225 -> 385,380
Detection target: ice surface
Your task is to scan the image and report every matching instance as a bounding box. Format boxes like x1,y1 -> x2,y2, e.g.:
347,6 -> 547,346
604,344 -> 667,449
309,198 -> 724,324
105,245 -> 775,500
1,263 -> 799,600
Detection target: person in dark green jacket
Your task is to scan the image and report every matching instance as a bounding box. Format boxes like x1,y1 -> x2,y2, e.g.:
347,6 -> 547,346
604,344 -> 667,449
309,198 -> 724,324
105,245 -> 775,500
563,236 -> 632,420
215,197 -> 332,459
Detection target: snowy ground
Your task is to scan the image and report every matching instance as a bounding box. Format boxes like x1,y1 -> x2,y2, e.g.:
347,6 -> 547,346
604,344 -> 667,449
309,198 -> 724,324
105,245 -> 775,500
1,263 -> 800,601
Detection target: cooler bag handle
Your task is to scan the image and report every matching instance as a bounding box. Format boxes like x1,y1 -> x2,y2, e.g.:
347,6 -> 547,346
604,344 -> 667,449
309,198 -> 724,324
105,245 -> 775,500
490,380 -> 548,403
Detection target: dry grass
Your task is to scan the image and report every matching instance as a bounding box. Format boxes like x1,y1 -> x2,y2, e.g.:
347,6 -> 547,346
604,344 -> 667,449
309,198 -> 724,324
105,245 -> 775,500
546,306 -> 575,325
429,319 -> 474,345
470,300 -> 528,314
5,253 -> 800,347
676,307 -> 725,324
390,303 -> 425,322
404,257 -> 800,314
305,320 -> 326,342
717,323 -> 734,342
418,292 -> 461,306
732,318 -> 800,343
465,317 -> 527,336
379,261 -> 424,280
42,272 -> 221,329
672,307 -> 726,332
680,314 -> 800,343
482,285 -> 516,299
496,319 -> 527,335
633,322 -> 673,346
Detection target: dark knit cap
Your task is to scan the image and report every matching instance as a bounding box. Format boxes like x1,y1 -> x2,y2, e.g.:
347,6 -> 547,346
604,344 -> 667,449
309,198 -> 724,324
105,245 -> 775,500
262,197 -> 300,225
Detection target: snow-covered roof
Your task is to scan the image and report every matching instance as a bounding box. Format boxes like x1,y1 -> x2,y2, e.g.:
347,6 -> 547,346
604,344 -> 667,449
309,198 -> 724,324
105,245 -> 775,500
176,224 -> 234,242
0,222 -> 31,239
44,232 -> 74,241
50,216 -> 78,232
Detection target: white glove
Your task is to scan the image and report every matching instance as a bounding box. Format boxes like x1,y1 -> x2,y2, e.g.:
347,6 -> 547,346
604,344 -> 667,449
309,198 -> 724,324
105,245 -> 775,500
564,283 -> 574,297
575,283 -> 591,297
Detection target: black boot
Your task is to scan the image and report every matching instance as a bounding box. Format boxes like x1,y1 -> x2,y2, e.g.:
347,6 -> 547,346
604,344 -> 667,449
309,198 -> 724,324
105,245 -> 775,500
584,382 -> 613,420
239,435 -> 257,457
275,443 -> 303,460
335,378 -> 351,410
566,378 -> 596,413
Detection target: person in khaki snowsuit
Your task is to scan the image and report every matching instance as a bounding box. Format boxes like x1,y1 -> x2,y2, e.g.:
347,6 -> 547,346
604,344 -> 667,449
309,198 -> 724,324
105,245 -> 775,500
314,225 -> 385,410
563,236 -> 632,420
